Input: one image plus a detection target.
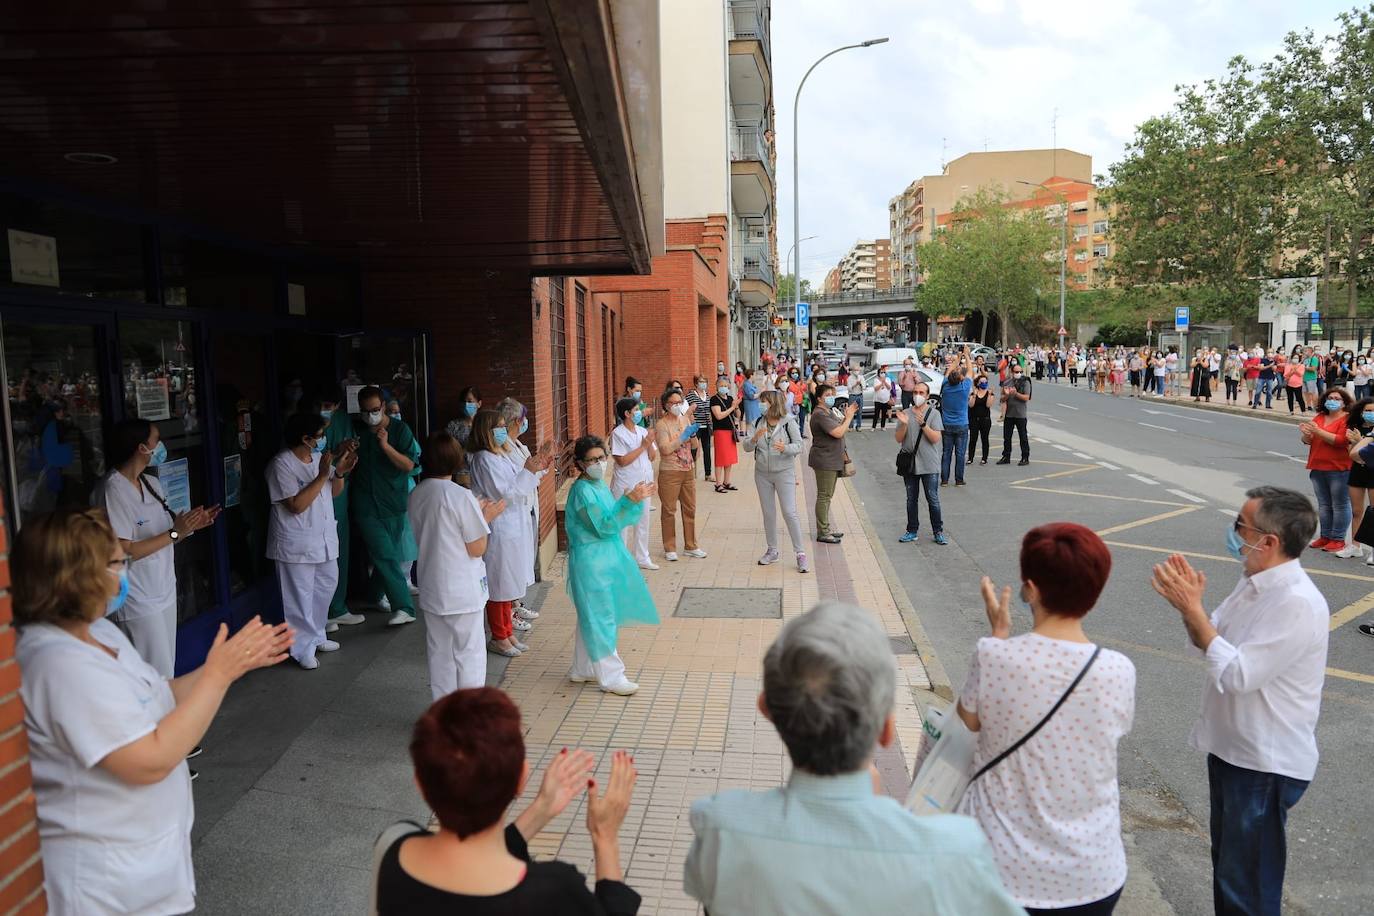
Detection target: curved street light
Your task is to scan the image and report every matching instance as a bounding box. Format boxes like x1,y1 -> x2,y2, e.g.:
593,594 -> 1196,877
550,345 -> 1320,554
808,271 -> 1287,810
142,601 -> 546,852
792,38 -> 888,353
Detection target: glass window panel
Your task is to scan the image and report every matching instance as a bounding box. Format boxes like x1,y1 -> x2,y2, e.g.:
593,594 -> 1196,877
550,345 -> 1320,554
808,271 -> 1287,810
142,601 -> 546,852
162,234 -> 275,312
213,332 -> 275,597
3,321 -> 108,526
0,193 -> 147,302
119,318 -> 214,622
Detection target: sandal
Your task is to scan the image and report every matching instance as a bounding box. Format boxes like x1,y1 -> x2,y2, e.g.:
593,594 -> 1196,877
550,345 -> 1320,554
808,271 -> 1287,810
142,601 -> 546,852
724,484 -> 738,491
714,484 -> 727,493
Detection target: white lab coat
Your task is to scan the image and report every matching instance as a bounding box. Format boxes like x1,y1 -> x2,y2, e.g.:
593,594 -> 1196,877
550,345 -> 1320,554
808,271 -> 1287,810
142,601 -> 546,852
468,447 -> 545,602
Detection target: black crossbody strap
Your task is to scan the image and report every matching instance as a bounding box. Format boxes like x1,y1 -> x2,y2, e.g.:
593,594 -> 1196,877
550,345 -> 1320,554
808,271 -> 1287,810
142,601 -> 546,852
138,471 -> 176,523
970,645 -> 1100,784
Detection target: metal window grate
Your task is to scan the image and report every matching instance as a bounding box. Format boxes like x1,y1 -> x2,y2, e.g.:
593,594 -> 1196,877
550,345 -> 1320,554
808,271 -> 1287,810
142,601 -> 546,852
674,587 -> 782,619
550,277 -> 569,476
576,283 -> 588,435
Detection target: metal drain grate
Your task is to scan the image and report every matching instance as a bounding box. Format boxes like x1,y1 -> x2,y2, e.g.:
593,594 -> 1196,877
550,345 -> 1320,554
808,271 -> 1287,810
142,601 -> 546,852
674,587 -> 783,619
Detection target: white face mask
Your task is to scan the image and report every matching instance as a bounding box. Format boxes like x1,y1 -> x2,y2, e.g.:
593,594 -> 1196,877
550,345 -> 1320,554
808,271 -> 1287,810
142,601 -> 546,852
912,394 -> 927,407
671,402 -> 689,416
363,409 -> 383,427
584,459 -> 608,480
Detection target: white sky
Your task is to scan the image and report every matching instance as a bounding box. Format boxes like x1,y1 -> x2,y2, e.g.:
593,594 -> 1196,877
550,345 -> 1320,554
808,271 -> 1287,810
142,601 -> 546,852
773,0 -> 1356,286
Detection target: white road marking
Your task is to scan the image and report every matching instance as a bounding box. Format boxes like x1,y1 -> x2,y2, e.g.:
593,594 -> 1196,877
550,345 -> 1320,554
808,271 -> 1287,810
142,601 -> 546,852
1051,444 -> 1071,451
1167,489 -> 1207,504
1057,403 -> 1079,410
1143,408 -> 1212,424
1097,461 -> 1121,470
1137,422 -> 1177,432
1266,450 -> 1306,464
1073,452 -> 1095,459
1218,508 -> 1237,517
1039,415 -> 1062,423
1129,473 -> 1160,486
1032,437 -> 1050,443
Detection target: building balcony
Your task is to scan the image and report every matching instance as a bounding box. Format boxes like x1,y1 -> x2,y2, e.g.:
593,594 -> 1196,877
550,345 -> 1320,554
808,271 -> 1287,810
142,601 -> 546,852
733,241 -> 775,305
728,0 -> 770,60
728,0 -> 771,106
730,126 -> 773,216
729,124 -> 774,183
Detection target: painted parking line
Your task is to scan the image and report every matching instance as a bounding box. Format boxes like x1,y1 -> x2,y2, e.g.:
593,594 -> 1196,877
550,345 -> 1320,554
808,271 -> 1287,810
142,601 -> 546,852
1266,450 -> 1306,464
1328,591 -> 1374,632
1095,506 -> 1200,536
1101,635 -> 1374,689
1101,539 -> 1374,583
1013,485 -> 1191,507
1138,422 -> 1177,432
1097,461 -> 1121,470
1143,408 -> 1212,424
1129,473 -> 1160,486
1166,489 -> 1207,504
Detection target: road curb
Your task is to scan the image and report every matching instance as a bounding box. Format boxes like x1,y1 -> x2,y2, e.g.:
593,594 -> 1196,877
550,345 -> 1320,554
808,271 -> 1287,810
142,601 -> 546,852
843,477 -> 955,701
1118,393 -> 1306,426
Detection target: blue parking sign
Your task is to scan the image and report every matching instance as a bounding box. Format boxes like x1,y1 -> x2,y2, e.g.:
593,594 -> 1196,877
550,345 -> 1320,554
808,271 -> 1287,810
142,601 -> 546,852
1175,306 -> 1189,332
796,302 -> 810,328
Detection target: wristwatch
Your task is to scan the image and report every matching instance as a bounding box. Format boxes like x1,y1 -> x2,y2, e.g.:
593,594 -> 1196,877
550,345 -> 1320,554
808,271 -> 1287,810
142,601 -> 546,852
168,529 -> 180,542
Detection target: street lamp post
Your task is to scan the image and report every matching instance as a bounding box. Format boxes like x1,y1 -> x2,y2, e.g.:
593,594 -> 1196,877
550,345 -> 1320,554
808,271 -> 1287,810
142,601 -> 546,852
1018,179 -> 1068,351
784,234 -> 817,355
793,38 -> 888,357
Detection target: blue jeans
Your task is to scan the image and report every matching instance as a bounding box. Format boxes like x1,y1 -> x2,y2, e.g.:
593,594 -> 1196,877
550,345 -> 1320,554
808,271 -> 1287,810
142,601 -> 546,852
903,472 -> 942,535
1208,754 -> 1309,916
1309,468 -> 1351,539
1154,374 -> 1165,395
849,395 -> 863,429
1252,376 -> 1273,408
941,425 -> 968,483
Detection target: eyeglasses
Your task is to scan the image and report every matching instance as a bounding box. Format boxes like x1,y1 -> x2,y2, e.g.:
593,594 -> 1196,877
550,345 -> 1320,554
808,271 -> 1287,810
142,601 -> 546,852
1233,518 -> 1271,538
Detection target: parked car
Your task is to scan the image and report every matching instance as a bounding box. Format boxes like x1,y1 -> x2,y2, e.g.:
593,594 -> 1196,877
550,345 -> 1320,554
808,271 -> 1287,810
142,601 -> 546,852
859,366 -> 943,419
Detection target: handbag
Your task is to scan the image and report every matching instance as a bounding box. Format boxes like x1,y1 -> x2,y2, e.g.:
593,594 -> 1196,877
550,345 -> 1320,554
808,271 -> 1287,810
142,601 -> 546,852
895,412 -> 929,477
841,450 -> 857,478
906,645 -> 1101,816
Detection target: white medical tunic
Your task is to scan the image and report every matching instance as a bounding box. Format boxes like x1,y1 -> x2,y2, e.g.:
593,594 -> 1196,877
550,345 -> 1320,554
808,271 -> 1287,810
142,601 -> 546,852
265,450 -> 339,564
407,478 -> 490,614
92,471 -> 175,620
468,448 -> 544,602
17,619 -> 194,915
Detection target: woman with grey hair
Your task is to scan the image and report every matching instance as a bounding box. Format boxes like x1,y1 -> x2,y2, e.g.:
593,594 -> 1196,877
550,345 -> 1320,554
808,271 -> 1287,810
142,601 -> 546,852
742,390 -> 806,572
685,601 -> 1023,916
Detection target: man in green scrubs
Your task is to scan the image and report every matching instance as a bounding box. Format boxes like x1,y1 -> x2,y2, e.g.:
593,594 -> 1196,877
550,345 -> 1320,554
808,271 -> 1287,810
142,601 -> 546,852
319,391 -> 365,630
352,385 -> 421,625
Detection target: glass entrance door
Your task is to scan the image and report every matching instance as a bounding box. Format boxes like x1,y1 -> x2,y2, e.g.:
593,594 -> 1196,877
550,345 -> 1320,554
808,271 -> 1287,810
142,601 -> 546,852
1,317 -> 110,527
339,333 -> 429,435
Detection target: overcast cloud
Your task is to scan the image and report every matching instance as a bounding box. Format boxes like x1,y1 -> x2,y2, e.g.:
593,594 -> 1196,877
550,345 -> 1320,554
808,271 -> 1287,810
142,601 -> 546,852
773,0 -> 1356,286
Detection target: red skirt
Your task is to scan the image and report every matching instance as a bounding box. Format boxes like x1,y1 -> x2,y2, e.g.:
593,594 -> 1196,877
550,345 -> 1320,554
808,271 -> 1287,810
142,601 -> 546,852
712,429 -> 738,467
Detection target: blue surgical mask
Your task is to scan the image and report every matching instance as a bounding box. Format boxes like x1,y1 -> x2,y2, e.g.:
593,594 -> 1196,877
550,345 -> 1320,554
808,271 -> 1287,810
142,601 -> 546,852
311,438 -> 325,455
823,396 -> 836,408
320,409 -> 334,421
1363,412 -> 1374,426
632,409 -> 643,424
464,402 -> 478,417
493,427 -> 509,447
977,381 -> 989,390
1225,525 -> 1254,561
1325,399 -> 1342,412
388,412 -> 401,421
519,418 -> 529,436
107,567 -> 129,616
145,441 -> 167,467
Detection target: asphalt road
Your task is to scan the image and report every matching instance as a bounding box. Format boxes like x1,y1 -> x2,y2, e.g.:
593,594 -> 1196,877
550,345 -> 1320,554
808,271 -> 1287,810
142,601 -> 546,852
844,381 -> 1374,916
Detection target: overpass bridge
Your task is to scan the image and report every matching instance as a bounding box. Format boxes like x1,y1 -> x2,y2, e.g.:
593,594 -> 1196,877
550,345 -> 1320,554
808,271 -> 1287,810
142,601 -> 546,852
803,285 -> 1003,346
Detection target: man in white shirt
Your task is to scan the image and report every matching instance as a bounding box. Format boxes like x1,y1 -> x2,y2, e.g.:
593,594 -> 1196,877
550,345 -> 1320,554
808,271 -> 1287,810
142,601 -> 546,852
1150,486 -> 1326,916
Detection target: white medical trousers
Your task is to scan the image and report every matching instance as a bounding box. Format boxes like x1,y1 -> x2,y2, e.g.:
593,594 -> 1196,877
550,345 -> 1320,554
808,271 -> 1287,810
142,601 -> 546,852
277,559 -> 339,663
612,479 -> 652,564
424,609 -> 487,700
569,626 -> 628,688
117,598 -> 178,678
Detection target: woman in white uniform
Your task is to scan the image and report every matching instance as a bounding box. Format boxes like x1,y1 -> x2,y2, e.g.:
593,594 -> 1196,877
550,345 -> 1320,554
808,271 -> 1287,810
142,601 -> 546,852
407,432 -> 505,698
92,420 -> 219,678
609,396 -> 658,570
496,397 -> 545,624
267,412 -> 357,670
468,406 -> 554,657
13,508 -> 291,915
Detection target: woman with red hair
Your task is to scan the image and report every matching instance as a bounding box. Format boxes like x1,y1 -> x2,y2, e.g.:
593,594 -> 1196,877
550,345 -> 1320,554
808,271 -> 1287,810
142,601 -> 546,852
955,523 -> 1137,916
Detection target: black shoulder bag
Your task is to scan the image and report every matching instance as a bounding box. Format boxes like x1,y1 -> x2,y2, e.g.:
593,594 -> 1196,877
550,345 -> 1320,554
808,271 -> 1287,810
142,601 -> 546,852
895,411 -> 929,477
138,471 -> 177,523
969,645 -> 1101,785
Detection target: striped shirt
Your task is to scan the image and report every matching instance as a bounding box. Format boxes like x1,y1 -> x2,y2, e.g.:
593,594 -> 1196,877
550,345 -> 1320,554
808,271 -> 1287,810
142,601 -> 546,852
686,388 -> 711,426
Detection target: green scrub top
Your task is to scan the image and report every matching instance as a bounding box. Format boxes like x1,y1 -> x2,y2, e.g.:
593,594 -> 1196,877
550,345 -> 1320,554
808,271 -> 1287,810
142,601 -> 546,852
324,408 -> 355,514
351,416 -> 421,520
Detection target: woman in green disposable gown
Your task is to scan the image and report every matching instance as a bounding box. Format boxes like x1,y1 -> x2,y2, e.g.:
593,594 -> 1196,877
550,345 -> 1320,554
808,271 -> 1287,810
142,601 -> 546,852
565,435 -> 659,696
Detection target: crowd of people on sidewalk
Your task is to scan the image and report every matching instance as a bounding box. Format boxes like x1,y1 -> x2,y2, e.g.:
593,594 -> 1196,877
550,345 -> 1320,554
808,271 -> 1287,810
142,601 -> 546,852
5,340 -> 1345,915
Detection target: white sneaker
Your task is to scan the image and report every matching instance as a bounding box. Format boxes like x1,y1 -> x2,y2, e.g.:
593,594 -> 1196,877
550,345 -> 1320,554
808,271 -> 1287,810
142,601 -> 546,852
333,611 -> 366,626
515,606 -> 540,620
601,679 -> 639,696
1336,542 -> 1362,559
683,548 -> 708,559
512,617 -> 533,632
1365,550 -> 1374,567
665,551 -> 679,562
638,561 -> 661,571
511,638 -> 529,651
296,655 -> 319,671
326,621 -> 339,634
568,673 -> 594,684
317,639 -> 341,652
757,549 -> 780,566
377,595 -> 392,611
387,610 -> 415,627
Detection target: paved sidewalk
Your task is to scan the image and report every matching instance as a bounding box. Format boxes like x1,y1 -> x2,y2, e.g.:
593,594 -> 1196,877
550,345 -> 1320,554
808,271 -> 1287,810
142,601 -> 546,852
502,447 -> 934,914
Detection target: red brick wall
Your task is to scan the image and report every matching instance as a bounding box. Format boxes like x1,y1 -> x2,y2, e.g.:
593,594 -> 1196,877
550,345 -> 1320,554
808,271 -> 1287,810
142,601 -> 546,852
0,495 -> 46,915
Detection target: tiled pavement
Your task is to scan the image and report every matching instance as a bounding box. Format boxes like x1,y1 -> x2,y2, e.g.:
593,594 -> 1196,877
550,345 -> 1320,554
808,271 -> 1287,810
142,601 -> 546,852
502,438 -> 933,914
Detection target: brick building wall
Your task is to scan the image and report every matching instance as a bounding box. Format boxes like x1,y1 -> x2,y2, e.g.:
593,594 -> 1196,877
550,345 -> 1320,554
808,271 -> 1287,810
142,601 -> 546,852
0,495 -> 46,915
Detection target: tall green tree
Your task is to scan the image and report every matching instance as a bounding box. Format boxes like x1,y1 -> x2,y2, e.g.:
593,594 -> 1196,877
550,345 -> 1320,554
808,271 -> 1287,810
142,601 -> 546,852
916,187 -> 1059,348
776,274 -> 813,304
1263,6 -> 1374,317
1105,56 -> 1292,324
